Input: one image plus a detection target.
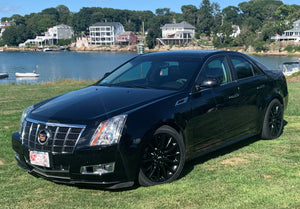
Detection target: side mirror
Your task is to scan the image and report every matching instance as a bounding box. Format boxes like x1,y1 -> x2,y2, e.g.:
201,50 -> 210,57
200,78 -> 220,88
193,78 -> 220,93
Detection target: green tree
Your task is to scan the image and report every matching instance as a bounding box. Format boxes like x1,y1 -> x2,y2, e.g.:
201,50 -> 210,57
56,5 -> 73,25
146,29 -> 156,49
197,0 -> 213,35
222,6 -> 241,25
181,5 -> 198,26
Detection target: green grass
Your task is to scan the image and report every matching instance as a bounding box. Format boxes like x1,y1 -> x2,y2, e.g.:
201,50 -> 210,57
0,80 -> 299,209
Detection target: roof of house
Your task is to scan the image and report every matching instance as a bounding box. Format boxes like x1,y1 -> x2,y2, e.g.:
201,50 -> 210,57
161,21 -> 195,29
91,22 -> 122,27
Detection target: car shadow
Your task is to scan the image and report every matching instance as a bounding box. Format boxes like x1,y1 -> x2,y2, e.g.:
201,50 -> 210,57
179,119 -> 288,180
178,135 -> 262,180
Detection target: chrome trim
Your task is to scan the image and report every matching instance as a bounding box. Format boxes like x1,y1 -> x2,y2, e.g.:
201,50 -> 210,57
21,118 -> 86,154
26,118 -> 86,129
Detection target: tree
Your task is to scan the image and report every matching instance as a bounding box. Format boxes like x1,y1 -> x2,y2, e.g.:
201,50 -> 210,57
181,5 -> 198,26
222,6 -> 240,25
146,29 -> 156,49
56,5 -> 73,25
197,0 -> 213,35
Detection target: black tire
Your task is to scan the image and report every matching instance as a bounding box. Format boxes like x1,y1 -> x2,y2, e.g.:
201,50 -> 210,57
138,125 -> 185,187
261,99 -> 284,139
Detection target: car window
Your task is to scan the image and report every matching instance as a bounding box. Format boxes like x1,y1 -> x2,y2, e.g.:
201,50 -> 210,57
99,56 -> 201,90
111,62 -> 151,84
199,56 -> 232,85
230,56 -> 254,79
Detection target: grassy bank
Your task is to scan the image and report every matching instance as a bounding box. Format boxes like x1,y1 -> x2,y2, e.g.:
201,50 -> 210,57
0,80 -> 299,209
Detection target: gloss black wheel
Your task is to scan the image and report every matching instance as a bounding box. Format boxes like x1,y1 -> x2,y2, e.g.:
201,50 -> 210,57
262,99 -> 284,139
138,126 -> 185,187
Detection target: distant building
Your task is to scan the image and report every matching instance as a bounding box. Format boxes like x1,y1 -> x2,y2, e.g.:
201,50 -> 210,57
230,25 -> 241,38
0,21 -> 15,39
89,22 -> 125,45
272,20 -> 300,42
19,24 -> 74,47
158,21 -> 195,45
116,32 -> 138,45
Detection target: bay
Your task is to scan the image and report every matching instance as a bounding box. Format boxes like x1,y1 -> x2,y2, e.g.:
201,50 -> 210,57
0,51 -> 299,84
0,51 -> 137,84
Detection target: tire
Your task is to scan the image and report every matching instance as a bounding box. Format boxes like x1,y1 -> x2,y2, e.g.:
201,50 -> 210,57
261,99 -> 284,139
138,125 -> 185,187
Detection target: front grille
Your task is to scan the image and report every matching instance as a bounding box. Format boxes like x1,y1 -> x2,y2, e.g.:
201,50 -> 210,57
21,118 -> 86,154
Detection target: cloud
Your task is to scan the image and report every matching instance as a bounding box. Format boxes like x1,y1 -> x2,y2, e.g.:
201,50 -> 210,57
0,6 -> 21,13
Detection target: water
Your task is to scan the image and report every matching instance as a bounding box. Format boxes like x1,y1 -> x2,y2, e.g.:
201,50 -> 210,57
0,51 -> 299,84
0,51 -> 137,84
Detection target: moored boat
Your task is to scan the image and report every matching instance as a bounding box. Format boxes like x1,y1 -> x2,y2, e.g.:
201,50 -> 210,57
280,60 -> 300,76
0,73 -> 9,79
15,72 -> 40,77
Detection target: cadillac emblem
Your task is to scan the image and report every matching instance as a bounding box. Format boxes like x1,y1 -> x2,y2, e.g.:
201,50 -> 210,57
38,129 -> 51,145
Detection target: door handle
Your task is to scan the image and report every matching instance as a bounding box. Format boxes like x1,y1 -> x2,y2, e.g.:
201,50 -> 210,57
256,85 -> 265,90
228,93 -> 239,99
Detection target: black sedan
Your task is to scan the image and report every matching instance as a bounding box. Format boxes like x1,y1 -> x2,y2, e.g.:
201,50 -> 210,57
12,50 -> 288,189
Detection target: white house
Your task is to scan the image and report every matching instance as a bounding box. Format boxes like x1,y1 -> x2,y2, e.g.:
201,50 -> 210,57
272,20 -> 300,42
159,21 -> 195,45
19,24 -> 74,47
89,22 -> 125,45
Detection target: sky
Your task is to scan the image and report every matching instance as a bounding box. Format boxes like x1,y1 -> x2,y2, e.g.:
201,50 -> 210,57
0,0 -> 299,19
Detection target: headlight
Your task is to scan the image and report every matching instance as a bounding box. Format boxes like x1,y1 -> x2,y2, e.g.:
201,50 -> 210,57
90,114 -> 127,146
19,105 -> 34,133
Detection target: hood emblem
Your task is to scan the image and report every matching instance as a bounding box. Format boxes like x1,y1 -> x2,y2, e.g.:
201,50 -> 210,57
38,129 -> 51,145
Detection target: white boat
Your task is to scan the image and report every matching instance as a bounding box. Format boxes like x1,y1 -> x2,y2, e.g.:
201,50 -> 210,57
0,73 -> 9,79
15,72 -> 40,77
43,47 -> 52,52
280,61 -> 300,76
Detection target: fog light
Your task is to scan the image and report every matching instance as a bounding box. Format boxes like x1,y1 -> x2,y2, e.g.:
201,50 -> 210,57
80,162 -> 115,175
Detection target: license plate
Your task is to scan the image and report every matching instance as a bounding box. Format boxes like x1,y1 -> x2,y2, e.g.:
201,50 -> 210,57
29,151 -> 50,168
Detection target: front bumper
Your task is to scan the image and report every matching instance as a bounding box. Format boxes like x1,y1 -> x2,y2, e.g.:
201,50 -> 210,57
12,131 -> 135,189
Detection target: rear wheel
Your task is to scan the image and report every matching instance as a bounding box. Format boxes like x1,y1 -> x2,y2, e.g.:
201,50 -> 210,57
138,126 -> 185,187
261,99 -> 284,139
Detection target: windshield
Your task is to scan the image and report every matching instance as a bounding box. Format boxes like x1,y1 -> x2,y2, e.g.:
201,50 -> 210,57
98,55 -> 201,90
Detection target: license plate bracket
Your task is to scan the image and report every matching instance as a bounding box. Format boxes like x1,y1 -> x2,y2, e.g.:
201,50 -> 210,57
29,151 -> 50,168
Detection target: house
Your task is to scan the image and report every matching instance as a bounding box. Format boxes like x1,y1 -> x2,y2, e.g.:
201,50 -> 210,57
158,21 -> 195,45
89,22 -> 125,45
116,32 -> 138,45
272,20 -> 300,42
19,24 -> 74,47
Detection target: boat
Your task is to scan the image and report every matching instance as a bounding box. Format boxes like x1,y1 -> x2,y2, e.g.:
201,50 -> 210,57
15,72 -> 40,77
280,60 -> 300,76
0,73 -> 9,79
43,47 -> 52,52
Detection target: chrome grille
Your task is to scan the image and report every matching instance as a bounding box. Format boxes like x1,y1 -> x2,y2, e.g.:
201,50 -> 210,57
21,118 -> 86,154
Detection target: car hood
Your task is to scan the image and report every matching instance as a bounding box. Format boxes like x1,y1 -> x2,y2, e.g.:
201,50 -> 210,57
29,86 -> 176,124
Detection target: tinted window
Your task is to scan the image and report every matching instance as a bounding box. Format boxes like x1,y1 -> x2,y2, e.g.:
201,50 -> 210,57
111,62 -> 151,83
199,56 -> 232,85
231,56 -> 254,79
99,56 -> 201,90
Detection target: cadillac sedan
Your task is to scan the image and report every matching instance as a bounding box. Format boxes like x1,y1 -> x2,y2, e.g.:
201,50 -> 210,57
12,50 -> 288,189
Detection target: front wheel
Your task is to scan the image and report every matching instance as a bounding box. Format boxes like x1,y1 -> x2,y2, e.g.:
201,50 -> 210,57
261,99 -> 284,139
138,126 -> 185,187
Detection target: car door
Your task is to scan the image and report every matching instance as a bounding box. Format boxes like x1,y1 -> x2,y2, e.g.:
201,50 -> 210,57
221,54 -> 267,139
187,55 -> 240,156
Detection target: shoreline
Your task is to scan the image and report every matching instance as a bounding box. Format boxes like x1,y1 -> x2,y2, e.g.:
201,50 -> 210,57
1,46 -> 300,57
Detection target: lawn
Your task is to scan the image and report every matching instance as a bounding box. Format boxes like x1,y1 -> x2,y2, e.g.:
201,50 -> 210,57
0,80 -> 299,209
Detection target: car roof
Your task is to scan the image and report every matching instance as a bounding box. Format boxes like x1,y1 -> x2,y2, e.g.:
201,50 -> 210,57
140,50 -> 243,59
